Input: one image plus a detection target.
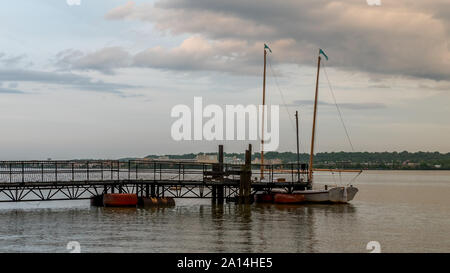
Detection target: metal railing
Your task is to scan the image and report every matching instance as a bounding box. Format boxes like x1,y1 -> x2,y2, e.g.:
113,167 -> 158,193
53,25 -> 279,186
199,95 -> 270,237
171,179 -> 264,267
0,160 -> 309,184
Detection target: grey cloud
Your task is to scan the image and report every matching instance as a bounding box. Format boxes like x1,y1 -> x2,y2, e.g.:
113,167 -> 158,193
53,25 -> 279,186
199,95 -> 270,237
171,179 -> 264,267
57,37 -> 264,75
55,49 -> 84,69
418,83 -> 450,92
369,84 -> 391,89
0,54 -> 27,66
0,69 -> 137,95
106,0 -> 450,81
56,47 -> 132,74
289,100 -> 386,110
0,87 -> 25,94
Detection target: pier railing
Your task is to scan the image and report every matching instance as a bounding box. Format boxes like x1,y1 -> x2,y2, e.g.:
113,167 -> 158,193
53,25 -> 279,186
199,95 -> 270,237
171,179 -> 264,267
0,160 -> 309,184
0,160 -> 310,202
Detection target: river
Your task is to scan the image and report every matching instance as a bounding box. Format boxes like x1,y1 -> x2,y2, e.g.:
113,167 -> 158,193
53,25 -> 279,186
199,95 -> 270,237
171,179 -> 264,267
0,170 -> 449,253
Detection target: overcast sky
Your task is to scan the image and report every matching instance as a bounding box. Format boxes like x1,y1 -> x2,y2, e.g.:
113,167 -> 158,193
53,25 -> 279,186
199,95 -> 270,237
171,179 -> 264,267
1,0 -> 449,160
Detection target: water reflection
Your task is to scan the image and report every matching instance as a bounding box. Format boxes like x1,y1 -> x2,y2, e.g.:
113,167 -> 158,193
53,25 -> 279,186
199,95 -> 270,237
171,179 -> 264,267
236,205 -> 253,252
0,174 -> 448,253
210,204 -> 225,252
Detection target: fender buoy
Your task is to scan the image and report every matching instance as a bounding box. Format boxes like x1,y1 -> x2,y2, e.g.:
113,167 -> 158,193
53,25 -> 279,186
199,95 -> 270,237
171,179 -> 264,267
139,197 -> 176,207
103,194 -> 138,207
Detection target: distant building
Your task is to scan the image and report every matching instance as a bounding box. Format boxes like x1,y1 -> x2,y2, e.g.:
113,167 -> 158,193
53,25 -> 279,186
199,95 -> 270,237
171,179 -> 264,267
251,158 -> 282,165
269,158 -> 282,165
196,154 -> 218,163
402,160 -> 419,167
224,156 -> 242,164
336,160 -> 352,168
252,158 -> 261,164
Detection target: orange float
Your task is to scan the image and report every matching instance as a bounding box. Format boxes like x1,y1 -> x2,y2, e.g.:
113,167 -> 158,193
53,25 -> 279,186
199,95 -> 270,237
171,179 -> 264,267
274,193 -> 305,204
139,197 -> 176,207
103,193 -> 138,207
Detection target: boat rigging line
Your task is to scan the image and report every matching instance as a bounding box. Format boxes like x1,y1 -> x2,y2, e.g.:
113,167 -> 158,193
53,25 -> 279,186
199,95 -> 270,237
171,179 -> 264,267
320,60 -> 363,185
321,61 -> 355,152
267,58 -> 297,133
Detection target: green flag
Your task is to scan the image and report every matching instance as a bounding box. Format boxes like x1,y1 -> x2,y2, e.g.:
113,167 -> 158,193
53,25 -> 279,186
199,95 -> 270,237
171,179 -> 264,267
264,44 -> 272,53
319,48 -> 328,60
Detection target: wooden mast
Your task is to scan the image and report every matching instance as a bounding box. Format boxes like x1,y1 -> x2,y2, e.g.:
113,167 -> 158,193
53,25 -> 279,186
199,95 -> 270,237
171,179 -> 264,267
308,53 -> 321,183
295,110 -> 300,182
260,47 -> 267,180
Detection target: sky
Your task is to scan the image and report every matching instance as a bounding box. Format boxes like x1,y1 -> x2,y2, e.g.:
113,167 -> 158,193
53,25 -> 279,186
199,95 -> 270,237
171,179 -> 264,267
0,0 -> 449,160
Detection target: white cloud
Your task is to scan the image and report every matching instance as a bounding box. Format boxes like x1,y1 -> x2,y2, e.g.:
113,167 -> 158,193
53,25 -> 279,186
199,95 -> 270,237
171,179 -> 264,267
105,1 -> 138,20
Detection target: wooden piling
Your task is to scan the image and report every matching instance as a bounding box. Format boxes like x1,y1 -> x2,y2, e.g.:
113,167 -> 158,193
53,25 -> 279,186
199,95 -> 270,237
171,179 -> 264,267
217,185 -> 224,205
219,145 -> 224,167
239,148 -> 252,204
212,185 -> 217,204
151,184 -> 155,197
90,194 -> 103,206
217,145 -> 224,204
211,145 -> 225,204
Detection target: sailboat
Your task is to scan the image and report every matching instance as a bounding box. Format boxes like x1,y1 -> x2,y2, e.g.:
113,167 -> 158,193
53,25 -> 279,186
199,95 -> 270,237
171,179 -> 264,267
258,46 -> 359,204
293,48 -> 359,203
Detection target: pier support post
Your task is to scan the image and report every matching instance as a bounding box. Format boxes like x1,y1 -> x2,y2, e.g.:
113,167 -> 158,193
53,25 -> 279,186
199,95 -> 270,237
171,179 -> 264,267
217,185 -> 224,205
239,147 -> 252,204
151,184 -> 155,197
90,195 -> 104,207
217,145 -> 224,204
212,185 -> 217,204
212,145 -> 225,204
146,184 -> 150,198
218,145 -> 224,170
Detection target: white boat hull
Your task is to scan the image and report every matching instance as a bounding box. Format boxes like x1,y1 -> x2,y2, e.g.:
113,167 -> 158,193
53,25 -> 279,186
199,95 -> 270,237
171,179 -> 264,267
294,186 -> 358,203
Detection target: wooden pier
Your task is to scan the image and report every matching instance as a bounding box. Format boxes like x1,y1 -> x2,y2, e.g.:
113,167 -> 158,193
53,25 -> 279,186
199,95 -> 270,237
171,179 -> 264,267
0,145 -> 310,204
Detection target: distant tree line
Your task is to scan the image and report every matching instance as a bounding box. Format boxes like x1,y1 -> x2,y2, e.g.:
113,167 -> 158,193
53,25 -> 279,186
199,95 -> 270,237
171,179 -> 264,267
143,151 -> 450,170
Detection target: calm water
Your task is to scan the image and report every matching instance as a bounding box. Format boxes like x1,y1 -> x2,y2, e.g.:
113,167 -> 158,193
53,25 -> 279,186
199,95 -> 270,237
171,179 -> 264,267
0,170 -> 449,253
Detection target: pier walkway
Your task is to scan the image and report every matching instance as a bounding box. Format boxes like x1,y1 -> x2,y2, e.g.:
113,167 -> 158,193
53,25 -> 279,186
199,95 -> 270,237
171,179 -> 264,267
0,157 -> 309,203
